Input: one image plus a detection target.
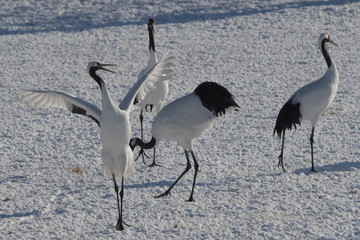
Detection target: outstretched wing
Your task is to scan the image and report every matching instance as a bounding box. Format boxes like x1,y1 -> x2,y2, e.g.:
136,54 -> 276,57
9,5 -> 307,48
18,90 -> 102,126
119,52 -> 174,112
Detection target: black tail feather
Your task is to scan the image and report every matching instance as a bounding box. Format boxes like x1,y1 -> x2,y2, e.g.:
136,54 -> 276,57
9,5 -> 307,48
273,100 -> 301,138
194,82 -> 239,117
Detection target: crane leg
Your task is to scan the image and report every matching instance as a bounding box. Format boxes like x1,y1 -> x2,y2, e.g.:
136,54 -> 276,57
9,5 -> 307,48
139,109 -> 146,164
154,150 -> 192,199
187,151 -> 199,202
113,175 -> 129,231
310,127 -> 317,172
278,129 -> 286,172
148,147 -> 161,167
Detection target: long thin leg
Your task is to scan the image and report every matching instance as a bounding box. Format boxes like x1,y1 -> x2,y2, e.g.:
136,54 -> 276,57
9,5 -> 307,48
113,175 -> 123,231
278,129 -> 286,172
139,109 -> 146,164
187,151 -> 199,202
310,127 -> 316,172
154,150 -> 191,199
148,147 -> 161,167
113,175 -> 127,231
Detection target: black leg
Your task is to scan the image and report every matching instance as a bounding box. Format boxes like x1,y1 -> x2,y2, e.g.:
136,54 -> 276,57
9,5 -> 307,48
134,147 -> 150,162
140,109 -> 144,141
310,127 -> 316,172
113,176 -> 127,231
278,129 -> 286,172
148,147 -> 161,167
139,109 -> 146,164
187,151 -> 199,202
154,150 -> 191,199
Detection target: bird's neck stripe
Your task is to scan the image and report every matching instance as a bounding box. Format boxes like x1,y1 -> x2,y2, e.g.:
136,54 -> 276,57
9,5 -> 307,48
321,40 -> 332,68
89,68 -> 103,90
148,28 -> 155,52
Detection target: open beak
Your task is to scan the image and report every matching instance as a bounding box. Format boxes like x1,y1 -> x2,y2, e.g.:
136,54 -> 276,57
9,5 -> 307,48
99,64 -> 117,73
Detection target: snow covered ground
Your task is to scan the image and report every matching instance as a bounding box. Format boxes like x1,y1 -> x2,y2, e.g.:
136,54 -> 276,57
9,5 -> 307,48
1,0 -> 360,239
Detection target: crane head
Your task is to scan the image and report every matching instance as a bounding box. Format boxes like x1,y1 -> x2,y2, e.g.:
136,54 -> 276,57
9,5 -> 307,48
318,33 -> 337,49
87,61 -> 117,75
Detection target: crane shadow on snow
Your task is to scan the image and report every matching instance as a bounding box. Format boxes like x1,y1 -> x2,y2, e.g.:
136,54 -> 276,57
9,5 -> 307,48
126,179 -> 219,190
293,161 -> 360,175
1,0 -> 358,35
126,180 -> 174,190
0,210 -> 40,219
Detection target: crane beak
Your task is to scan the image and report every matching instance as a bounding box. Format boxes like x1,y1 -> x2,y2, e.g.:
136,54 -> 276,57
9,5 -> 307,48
99,64 -> 117,73
328,38 -> 338,47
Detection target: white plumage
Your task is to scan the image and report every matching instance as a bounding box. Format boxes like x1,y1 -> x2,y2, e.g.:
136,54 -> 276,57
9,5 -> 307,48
19,56 -> 173,230
18,90 -> 101,122
152,93 -> 215,150
274,33 -> 339,172
131,81 -> 239,201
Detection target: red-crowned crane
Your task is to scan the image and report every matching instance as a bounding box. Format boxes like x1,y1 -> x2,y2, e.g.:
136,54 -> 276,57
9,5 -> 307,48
274,33 -> 339,172
19,56 -> 173,230
131,81 -> 239,201
134,18 -> 173,167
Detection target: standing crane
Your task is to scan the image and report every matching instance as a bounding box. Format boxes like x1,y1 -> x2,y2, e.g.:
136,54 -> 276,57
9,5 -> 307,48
273,33 -> 339,172
19,56 -> 173,230
134,18 -> 173,166
130,81 -> 239,201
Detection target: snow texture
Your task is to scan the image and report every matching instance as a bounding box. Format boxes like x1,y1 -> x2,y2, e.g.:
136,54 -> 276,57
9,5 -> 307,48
1,0 -> 360,239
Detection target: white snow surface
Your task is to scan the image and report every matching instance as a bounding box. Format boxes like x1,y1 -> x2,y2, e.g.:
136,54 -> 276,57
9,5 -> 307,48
1,0 -> 360,239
